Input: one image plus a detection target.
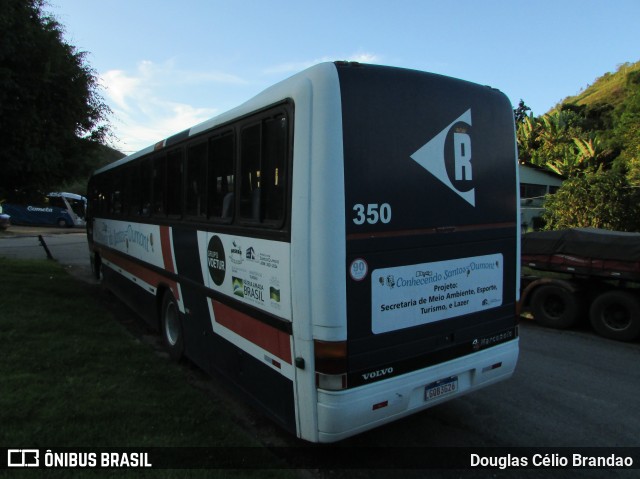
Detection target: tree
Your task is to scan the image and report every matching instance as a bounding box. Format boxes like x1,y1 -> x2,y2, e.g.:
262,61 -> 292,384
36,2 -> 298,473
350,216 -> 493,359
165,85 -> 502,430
543,168 -> 640,232
517,108 -> 608,177
0,0 -> 111,196
615,70 -> 640,185
517,63 -> 640,232
513,99 -> 531,124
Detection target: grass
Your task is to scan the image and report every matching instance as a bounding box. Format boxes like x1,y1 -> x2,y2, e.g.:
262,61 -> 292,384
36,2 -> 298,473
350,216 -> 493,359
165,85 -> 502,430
0,258 -> 296,478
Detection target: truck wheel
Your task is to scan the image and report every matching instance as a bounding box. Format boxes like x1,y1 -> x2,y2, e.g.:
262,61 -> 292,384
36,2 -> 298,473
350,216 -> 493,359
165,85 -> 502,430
589,290 -> 640,341
161,290 -> 184,360
530,284 -> 581,329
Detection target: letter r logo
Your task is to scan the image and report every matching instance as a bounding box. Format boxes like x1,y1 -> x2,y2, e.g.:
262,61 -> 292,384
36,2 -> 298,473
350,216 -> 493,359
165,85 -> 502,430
454,132 -> 472,181
411,109 -> 475,207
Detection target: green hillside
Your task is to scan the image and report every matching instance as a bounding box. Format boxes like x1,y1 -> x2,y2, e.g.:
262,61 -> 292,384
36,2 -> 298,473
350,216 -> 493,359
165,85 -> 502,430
560,60 -> 640,110
519,58 -> 640,175
518,59 -> 640,231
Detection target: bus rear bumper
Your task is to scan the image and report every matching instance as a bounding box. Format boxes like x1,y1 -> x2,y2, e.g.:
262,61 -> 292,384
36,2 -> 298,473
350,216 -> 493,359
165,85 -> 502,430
316,339 -> 519,443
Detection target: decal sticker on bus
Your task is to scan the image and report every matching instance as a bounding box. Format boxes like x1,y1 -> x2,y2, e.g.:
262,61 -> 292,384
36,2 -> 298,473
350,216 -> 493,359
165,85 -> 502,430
371,253 -> 503,333
198,232 -> 292,321
94,219 -> 165,269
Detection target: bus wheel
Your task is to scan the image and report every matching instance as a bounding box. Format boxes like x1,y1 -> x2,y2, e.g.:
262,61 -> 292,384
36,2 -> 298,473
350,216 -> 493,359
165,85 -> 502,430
530,284 -> 581,329
589,290 -> 640,341
161,290 -> 184,360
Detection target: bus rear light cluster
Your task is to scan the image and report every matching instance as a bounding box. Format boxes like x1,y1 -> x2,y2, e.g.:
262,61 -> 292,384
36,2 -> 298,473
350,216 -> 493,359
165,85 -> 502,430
372,400 -> 388,411
314,340 -> 348,391
316,372 -> 348,390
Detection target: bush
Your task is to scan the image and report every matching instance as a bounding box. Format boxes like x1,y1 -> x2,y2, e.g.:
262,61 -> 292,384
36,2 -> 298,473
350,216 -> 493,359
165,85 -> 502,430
543,168 -> 640,231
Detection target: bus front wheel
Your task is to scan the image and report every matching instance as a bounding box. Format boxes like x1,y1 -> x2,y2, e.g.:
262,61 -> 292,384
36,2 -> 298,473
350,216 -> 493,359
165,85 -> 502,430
161,290 -> 184,361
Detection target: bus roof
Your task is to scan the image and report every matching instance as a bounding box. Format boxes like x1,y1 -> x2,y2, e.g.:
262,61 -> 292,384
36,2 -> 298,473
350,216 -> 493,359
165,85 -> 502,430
92,62 -> 342,176
48,192 -> 87,202
93,61 -> 509,178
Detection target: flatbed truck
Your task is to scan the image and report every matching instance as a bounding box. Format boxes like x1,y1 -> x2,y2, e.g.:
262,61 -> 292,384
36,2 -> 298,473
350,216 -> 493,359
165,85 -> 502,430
519,228 -> 640,341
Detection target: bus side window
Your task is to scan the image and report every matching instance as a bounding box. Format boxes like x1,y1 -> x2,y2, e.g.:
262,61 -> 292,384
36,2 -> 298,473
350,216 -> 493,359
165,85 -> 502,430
239,124 -> 261,221
239,113 -> 287,225
263,114 -> 287,223
208,132 -> 235,221
152,155 -> 166,216
139,158 -> 152,217
111,172 -> 123,216
129,163 -> 142,216
130,160 -> 152,217
186,142 -> 207,218
100,175 -> 112,216
166,148 -> 184,218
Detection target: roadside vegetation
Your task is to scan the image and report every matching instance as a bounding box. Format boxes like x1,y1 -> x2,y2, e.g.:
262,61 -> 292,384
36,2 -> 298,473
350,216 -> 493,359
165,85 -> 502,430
516,61 -> 640,231
0,258 -> 295,478
0,0 -> 122,202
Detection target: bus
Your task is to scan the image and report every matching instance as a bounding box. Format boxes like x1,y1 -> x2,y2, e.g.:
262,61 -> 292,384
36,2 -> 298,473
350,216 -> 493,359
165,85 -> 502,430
86,62 -> 519,443
3,192 -> 87,227
48,192 -> 87,226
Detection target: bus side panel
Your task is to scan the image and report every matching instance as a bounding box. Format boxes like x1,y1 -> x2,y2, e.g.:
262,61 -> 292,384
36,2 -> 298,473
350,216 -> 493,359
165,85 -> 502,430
100,253 -> 158,328
169,228 -> 298,434
92,220 -> 298,435
3,203 -> 73,227
171,228 -> 212,368
210,331 -> 297,434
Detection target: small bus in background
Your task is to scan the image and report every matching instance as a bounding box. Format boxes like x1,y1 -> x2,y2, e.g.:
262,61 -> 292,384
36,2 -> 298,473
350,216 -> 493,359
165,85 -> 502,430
86,62 -> 519,443
0,203 -> 10,230
3,192 -> 87,228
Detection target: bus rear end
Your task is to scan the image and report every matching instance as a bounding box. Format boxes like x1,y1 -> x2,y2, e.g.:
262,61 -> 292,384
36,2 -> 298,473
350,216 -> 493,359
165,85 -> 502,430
313,63 -> 519,442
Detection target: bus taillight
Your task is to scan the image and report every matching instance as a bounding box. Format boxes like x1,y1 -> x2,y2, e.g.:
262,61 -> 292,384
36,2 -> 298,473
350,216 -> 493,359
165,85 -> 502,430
314,340 -> 348,391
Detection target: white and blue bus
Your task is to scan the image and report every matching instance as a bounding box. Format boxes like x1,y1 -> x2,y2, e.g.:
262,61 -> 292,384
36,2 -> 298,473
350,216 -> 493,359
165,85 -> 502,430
87,62 -> 519,443
4,192 -> 87,227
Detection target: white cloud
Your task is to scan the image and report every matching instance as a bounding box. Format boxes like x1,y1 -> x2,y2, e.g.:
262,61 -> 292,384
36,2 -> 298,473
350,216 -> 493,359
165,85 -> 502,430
263,52 -> 381,76
100,59 -> 246,153
100,54 -> 382,154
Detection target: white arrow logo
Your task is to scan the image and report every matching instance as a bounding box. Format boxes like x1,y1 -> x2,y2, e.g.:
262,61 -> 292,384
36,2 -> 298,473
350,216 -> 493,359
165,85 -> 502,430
410,109 -> 475,207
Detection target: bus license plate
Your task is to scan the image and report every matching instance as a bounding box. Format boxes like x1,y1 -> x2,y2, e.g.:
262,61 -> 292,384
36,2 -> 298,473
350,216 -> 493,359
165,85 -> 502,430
424,376 -> 458,402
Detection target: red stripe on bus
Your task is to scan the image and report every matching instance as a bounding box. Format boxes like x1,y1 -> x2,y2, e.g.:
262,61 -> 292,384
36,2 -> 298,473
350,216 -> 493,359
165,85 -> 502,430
212,300 -> 292,364
160,226 -> 175,274
346,222 -> 517,241
101,249 -> 180,301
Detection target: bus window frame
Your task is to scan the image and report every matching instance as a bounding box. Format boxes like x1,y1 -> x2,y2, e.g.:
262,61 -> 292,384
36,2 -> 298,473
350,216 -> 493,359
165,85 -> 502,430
88,100 -> 293,239
207,129 -> 236,225
237,109 -> 290,230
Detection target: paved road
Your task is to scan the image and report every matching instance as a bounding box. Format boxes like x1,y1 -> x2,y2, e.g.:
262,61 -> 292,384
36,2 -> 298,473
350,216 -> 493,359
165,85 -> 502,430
0,226 -> 94,281
341,319 -> 640,448
2,228 -> 638,477
296,322 -> 640,478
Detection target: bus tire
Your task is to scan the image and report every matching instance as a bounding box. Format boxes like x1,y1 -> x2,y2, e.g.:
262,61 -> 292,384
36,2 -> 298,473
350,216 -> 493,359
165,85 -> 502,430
589,290 -> 640,341
530,284 -> 581,329
161,290 -> 184,360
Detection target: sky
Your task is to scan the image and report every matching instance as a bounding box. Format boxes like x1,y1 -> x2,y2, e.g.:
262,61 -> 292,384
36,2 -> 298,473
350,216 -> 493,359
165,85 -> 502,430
50,0 -> 640,154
